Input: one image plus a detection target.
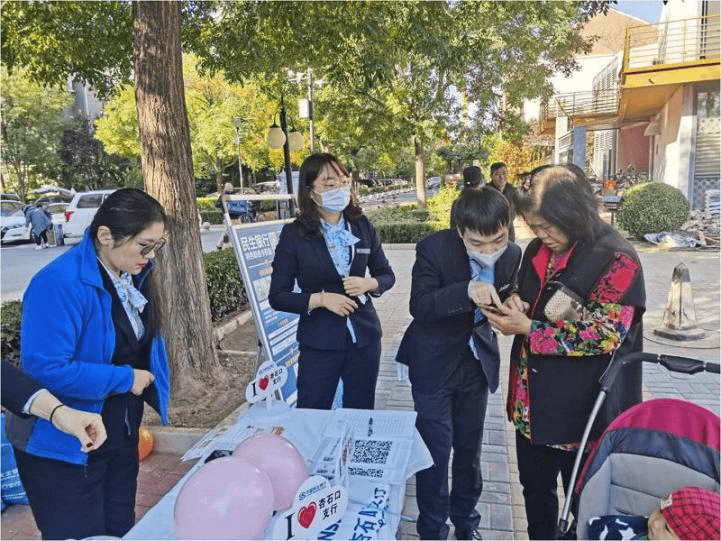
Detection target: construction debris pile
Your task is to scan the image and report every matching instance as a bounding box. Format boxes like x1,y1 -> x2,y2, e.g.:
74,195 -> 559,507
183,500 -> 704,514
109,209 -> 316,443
678,209 -> 721,247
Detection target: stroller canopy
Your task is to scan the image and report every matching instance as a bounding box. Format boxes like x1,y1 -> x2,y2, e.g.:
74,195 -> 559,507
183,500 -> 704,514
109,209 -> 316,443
575,398 -> 720,540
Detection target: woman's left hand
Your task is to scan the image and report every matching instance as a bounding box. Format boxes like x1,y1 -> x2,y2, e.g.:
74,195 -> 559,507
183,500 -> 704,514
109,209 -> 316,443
483,305 -> 533,336
343,276 -> 377,297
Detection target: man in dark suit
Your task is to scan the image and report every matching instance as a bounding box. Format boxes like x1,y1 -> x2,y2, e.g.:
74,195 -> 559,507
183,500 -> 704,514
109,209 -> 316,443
397,187 -> 521,540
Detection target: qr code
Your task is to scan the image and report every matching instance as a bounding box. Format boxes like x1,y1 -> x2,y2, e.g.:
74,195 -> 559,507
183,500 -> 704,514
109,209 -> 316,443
348,467 -> 384,478
352,439 -> 392,465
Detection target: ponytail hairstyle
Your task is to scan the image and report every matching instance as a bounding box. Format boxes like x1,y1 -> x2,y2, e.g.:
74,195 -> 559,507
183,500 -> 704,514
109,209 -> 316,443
89,188 -> 167,335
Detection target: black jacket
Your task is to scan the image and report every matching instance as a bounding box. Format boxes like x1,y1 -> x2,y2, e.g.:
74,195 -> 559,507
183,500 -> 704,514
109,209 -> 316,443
269,215 -> 395,350
2,360 -> 43,417
510,222 -> 645,445
396,229 -> 521,393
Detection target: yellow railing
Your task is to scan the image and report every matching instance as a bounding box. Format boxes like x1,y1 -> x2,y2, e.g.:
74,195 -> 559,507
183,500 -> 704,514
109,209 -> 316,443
624,14 -> 721,71
540,88 -> 619,123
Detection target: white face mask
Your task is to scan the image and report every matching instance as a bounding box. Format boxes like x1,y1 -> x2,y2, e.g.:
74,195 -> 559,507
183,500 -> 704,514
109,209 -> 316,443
468,245 -> 506,268
316,186 -> 351,212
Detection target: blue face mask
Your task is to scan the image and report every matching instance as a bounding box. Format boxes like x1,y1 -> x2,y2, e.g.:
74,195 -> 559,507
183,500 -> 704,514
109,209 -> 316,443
316,187 -> 351,212
468,245 -> 506,268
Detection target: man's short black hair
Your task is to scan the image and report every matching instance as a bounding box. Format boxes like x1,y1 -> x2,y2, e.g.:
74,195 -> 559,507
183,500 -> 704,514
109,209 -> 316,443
454,186 -> 510,235
462,166 -> 483,189
490,162 -> 507,176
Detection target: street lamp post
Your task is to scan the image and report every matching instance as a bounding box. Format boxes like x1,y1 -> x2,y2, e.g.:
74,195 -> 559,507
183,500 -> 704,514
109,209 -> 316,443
234,117 -> 244,191
267,93 -> 296,214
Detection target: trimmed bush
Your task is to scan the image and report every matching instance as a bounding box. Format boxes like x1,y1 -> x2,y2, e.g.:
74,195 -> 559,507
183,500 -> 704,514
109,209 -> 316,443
373,222 -> 438,243
200,209 -> 224,225
366,205 -> 425,224
196,196 -> 218,211
202,248 -> 248,321
1,301 -> 22,366
617,182 -> 689,239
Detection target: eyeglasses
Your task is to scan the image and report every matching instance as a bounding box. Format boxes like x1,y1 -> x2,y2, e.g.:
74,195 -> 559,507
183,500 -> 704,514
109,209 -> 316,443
314,175 -> 351,193
139,237 -> 167,256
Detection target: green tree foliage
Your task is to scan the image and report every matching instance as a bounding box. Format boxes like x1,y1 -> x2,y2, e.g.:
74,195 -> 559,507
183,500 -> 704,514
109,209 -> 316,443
58,120 -> 142,191
484,133 -> 537,186
202,1 -> 605,206
0,66 -> 72,201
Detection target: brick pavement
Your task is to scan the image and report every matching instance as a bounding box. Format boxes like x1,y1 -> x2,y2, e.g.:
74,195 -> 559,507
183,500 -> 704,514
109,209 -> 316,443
0,452 -> 196,541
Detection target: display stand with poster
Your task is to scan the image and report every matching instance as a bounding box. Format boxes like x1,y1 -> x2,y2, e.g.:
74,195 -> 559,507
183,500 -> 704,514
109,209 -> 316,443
221,194 -> 300,404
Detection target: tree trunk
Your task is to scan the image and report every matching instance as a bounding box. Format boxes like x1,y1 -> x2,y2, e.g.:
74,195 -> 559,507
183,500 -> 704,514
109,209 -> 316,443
216,157 -> 224,194
132,1 -> 220,399
414,135 -> 427,208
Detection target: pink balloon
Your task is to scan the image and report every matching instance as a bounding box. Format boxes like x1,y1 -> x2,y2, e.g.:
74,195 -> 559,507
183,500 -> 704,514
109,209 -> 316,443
233,432 -> 309,510
174,457 -> 273,540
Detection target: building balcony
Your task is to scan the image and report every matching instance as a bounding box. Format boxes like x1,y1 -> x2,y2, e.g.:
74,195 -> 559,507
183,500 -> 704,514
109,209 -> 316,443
537,14 -> 720,134
539,89 -> 620,135
619,14 -> 720,121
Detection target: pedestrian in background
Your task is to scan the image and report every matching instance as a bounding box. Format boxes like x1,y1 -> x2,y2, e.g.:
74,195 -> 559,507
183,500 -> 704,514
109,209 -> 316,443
450,165 -> 484,230
397,187 -> 521,540
269,153 -> 395,410
23,204 -> 52,250
215,181 -> 235,250
487,162 -> 518,241
483,165 -> 645,540
8,188 -> 170,540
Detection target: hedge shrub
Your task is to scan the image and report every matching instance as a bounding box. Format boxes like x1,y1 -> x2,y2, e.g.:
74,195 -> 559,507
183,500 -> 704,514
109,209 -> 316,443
366,205 -> 426,224
617,182 -> 689,239
372,222 -> 438,243
200,209 -> 224,225
1,301 -> 22,366
196,196 -> 218,211
202,248 -> 248,321
1,252 -> 248,361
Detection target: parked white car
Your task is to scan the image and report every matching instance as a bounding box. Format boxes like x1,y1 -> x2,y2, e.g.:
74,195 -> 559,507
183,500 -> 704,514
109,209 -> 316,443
63,189 -> 116,238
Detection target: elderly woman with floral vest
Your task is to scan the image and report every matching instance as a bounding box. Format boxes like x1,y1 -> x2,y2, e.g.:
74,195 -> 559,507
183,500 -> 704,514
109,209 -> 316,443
483,165 -> 646,540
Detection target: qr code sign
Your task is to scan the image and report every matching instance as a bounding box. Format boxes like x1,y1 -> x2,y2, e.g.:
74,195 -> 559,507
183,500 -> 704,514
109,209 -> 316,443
352,440 -> 392,465
348,467 -> 384,478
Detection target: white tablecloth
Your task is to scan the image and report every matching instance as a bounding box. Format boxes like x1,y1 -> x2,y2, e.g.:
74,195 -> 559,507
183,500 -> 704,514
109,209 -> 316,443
125,406 -> 432,540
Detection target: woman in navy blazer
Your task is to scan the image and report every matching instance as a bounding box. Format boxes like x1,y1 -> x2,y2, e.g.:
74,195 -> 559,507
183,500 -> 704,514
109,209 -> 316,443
269,153 -> 395,409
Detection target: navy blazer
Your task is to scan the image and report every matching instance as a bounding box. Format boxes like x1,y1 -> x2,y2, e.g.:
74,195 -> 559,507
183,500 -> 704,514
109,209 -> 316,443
2,359 -> 43,417
269,215 -> 395,351
396,229 -> 521,393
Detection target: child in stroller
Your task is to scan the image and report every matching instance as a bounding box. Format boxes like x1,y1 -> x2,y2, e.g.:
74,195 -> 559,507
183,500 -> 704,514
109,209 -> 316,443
587,485 -> 720,540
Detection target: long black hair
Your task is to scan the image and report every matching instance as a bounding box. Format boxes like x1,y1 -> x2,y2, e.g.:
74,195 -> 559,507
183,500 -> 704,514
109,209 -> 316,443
296,153 -> 362,237
90,188 -> 167,335
517,165 -> 602,244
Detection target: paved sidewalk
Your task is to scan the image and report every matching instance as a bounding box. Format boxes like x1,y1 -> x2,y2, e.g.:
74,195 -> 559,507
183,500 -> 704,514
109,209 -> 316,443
0,452 -> 196,540
3,219 -> 718,540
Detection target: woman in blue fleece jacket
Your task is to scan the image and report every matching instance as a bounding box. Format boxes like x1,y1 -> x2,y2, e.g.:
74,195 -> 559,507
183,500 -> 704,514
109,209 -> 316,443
7,188 -> 171,540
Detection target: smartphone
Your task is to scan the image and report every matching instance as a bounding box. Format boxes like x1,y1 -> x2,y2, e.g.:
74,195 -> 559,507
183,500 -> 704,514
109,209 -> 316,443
480,304 -> 502,315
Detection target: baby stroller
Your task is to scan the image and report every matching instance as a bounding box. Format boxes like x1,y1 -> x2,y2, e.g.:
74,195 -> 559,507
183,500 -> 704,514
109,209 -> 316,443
556,352 -> 720,540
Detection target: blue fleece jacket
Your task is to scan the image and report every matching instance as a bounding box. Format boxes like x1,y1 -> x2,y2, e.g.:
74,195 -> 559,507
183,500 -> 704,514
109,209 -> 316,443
8,230 -> 170,465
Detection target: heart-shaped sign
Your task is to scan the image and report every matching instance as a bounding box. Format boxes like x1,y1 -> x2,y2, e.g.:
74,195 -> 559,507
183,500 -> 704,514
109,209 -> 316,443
297,502 -> 316,528
245,361 -> 289,404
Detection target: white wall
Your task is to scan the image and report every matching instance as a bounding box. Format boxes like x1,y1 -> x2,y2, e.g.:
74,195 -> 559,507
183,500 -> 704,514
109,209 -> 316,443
653,85 -> 696,200
660,0 -> 705,23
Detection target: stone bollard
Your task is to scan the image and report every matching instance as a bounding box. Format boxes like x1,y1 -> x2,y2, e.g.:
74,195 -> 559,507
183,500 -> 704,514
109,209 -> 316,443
653,263 -> 706,340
